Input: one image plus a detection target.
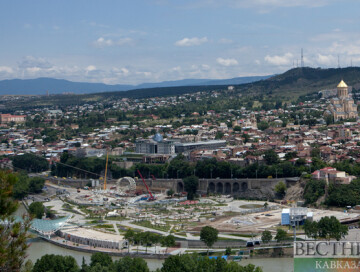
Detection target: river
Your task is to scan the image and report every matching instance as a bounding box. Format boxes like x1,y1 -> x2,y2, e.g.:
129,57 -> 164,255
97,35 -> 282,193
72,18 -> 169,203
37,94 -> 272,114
26,238 -> 294,272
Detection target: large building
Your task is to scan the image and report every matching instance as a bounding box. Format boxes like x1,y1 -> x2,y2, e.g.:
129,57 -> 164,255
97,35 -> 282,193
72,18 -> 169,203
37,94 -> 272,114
0,114 -> 26,124
135,133 -> 227,155
135,133 -> 175,155
327,80 -> 358,121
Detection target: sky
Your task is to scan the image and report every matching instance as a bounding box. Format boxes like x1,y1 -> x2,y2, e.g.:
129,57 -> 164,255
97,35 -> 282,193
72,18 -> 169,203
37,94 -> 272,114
0,0 -> 360,85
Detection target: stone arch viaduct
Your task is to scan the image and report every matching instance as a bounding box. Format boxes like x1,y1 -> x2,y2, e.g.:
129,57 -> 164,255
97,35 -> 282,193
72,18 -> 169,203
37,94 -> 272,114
135,177 -> 299,199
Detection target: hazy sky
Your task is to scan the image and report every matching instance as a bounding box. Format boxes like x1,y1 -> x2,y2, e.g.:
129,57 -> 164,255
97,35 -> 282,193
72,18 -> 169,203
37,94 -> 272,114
1,0 -> 359,84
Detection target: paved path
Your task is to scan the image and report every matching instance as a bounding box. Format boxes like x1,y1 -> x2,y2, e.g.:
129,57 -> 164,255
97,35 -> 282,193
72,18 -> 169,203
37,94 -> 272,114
113,223 -> 120,235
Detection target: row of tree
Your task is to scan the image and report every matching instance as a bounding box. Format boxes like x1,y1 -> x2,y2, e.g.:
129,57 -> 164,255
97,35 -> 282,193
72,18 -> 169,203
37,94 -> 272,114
124,230 -> 176,254
31,252 -> 262,272
51,152 -> 327,181
304,216 -> 348,241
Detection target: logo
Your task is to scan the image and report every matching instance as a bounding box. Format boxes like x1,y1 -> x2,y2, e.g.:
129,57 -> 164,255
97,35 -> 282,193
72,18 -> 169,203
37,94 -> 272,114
294,241 -> 360,272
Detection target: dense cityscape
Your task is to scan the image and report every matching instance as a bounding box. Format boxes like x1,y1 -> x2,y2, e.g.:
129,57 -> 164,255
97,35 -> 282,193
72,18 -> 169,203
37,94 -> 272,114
2,1 -> 360,272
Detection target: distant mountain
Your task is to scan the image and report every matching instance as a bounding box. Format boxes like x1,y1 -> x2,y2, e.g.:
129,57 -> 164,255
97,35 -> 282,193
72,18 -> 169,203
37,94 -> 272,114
0,75 -> 272,95
0,78 -> 132,95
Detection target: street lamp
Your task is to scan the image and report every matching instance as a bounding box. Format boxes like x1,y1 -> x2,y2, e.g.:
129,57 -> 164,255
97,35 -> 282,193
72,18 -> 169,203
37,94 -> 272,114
210,168 -> 213,179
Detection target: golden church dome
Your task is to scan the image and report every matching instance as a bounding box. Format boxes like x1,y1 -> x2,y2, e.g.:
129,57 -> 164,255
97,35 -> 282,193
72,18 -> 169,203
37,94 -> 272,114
337,80 -> 348,88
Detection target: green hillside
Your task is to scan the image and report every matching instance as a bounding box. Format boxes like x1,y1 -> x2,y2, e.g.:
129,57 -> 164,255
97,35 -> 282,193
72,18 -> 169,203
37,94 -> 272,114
3,67 -> 360,111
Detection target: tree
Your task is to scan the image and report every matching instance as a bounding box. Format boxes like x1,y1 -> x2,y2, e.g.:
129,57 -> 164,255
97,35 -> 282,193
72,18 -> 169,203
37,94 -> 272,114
304,220 -> 318,240
29,201 -> 45,219
124,229 -> 135,253
200,226 -> 218,255
275,228 -> 287,243
318,216 -> 348,241
12,153 -> 49,173
303,179 -> 325,205
113,257 -> 149,272
32,254 -> 79,272
274,181 -> 287,198
13,174 -> 30,200
261,230 -> 272,244
160,254 -> 262,272
264,149 -> 279,165
161,235 -> 176,254
0,171 -> 31,272
257,121 -> 269,131
167,189 -> 174,197
90,252 -> 112,268
28,177 -> 45,193
183,175 -> 198,200
225,247 -> 232,256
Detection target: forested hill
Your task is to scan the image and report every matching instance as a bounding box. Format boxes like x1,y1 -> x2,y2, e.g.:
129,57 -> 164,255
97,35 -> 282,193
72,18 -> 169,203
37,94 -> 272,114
242,67 -> 360,97
91,66 -> 360,100
3,67 -> 360,110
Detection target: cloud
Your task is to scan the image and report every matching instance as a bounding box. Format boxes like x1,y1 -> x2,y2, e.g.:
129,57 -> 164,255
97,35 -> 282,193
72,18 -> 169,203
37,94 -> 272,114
86,65 -> 97,72
316,54 -> 336,66
18,56 -> 53,69
185,0 -> 333,10
0,66 -> 14,74
216,58 -> 238,66
218,38 -> 233,44
175,37 -> 208,47
264,53 -> 293,66
93,37 -> 134,48
116,38 -> 134,46
93,37 -> 114,48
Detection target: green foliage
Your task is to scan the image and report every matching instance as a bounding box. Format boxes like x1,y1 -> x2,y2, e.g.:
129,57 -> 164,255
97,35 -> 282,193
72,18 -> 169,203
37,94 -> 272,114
183,175 -> 199,200
33,254 -> 79,272
0,171 -> 30,272
317,216 -> 348,241
29,201 -> 45,219
90,252 -> 112,268
274,181 -> 287,197
12,153 -> 49,173
261,230 -> 272,244
225,247 -> 232,256
257,121 -> 269,131
264,149 -> 279,165
13,174 -> 30,199
29,177 -> 45,193
160,254 -> 262,272
310,148 -> 321,158
304,220 -> 318,240
326,179 -> 360,207
113,257 -> 149,272
303,179 -> 325,205
200,226 -> 219,255
167,189 -> 174,196
275,228 -> 287,243
167,154 -> 192,179
161,235 -> 176,250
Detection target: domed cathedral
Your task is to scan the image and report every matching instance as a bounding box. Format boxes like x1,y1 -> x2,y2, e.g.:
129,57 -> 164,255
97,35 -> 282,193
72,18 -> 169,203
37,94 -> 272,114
327,80 -> 358,121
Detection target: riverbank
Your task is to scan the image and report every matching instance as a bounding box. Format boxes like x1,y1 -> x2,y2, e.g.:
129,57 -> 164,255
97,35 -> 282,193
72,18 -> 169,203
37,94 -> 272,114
42,236 -> 171,259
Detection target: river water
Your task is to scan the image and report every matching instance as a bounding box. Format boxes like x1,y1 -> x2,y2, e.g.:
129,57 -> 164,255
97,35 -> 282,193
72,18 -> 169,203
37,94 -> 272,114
26,238 -> 294,272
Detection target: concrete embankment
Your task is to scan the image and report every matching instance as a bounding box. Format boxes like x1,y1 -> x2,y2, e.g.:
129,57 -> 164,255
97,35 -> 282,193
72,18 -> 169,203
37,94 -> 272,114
41,237 -> 170,259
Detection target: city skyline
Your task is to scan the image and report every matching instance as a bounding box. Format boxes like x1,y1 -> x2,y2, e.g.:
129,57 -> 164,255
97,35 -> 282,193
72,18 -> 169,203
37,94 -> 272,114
1,0 -> 360,85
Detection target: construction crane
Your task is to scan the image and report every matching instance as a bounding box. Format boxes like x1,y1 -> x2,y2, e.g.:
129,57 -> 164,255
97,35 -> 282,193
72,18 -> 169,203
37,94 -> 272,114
137,169 -> 155,201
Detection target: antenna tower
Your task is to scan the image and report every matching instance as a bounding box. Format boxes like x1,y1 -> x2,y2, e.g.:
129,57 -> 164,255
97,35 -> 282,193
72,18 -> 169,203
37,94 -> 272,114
301,48 -> 304,68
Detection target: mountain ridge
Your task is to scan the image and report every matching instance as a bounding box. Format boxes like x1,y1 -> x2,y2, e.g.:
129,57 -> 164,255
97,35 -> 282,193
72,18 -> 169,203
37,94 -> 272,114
0,75 -> 272,95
